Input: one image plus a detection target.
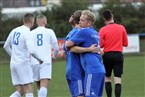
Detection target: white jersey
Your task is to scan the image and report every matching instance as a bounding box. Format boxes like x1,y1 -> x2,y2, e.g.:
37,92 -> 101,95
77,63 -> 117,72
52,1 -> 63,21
4,25 -> 31,64
30,26 -> 58,64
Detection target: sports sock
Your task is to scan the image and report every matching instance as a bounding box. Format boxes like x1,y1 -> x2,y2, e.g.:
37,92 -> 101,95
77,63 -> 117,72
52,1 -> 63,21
115,83 -> 121,97
25,93 -> 34,97
10,91 -> 21,97
105,82 -> 112,97
38,87 -> 47,97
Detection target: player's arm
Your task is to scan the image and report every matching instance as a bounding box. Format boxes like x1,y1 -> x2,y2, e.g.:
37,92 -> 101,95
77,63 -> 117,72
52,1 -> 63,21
52,42 -> 59,59
66,30 -> 84,50
65,40 -> 75,49
50,30 -> 59,60
99,29 -> 104,48
70,44 -> 99,53
3,34 -> 12,56
27,44 -> 42,62
26,35 -> 42,62
122,26 -> 128,47
61,42 -> 67,59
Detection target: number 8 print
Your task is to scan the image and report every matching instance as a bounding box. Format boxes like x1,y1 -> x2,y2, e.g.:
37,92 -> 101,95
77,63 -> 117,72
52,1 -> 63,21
13,32 -> 21,45
37,34 -> 43,46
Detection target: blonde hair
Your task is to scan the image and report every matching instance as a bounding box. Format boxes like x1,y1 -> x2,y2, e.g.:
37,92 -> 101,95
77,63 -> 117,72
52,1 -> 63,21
36,15 -> 46,22
82,10 -> 96,24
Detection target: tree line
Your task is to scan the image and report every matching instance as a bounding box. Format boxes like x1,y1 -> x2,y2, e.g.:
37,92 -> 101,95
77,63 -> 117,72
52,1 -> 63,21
0,1 -> 145,41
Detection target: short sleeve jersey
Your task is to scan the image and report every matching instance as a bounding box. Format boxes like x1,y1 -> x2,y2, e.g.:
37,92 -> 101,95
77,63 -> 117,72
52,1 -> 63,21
63,27 -> 83,80
30,26 -> 58,64
70,27 -> 105,74
99,23 -> 128,52
4,25 -> 31,64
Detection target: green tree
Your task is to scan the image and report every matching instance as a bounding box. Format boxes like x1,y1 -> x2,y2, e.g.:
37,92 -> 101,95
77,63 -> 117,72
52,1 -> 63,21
96,2 -> 145,34
1,2 -> 145,41
0,8 -> 2,41
0,17 -> 22,41
42,0 -> 89,38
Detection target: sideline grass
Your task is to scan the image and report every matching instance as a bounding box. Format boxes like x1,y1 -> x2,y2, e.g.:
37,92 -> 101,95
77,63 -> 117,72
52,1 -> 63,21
0,55 -> 144,97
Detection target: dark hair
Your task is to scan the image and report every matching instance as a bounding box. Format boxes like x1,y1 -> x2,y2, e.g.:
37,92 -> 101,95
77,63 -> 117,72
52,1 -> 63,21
103,9 -> 113,21
73,10 -> 82,24
23,13 -> 34,23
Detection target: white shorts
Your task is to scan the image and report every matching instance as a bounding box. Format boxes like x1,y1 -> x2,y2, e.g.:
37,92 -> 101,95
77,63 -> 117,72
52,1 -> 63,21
10,62 -> 34,85
31,63 -> 52,81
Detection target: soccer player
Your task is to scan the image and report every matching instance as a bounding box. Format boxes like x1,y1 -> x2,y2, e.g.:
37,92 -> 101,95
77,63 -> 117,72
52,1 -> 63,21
63,10 -> 99,97
63,10 -> 85,97
66,10 -> 106,97
3,13 -> 35,97
30,14 -> 59,97
99,9 -> 128,97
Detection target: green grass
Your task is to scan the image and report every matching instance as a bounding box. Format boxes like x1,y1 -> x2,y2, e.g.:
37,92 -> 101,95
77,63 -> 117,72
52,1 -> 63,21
121,55 -> 145,97
0,55 -> 145,97
0,60 -> 70,97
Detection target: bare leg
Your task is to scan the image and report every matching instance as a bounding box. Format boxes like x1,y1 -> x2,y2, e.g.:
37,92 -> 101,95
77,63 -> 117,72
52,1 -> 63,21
40,79 -> 49,88
36,81 -> 40,90
10,85 -> 24,97
23,83 -> 34,97
38,79 -> 50,97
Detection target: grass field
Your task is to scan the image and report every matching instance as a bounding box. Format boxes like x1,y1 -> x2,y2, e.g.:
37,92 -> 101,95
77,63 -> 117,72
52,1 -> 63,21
0,52 -> 145,97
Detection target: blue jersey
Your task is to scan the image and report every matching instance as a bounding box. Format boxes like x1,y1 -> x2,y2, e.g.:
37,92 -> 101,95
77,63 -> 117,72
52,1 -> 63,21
70,27 -> 105,74
63,27 -> 84,80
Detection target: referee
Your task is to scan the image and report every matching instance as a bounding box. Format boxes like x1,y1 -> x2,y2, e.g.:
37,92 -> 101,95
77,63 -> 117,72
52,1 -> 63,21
99,9 -> 128,97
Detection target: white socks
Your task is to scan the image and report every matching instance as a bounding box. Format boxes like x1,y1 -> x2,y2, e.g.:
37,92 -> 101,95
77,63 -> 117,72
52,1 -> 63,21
10,91 -> 34,97
38,87 -> 47,97
10,91 -> 21,97
25,93 -> 34,97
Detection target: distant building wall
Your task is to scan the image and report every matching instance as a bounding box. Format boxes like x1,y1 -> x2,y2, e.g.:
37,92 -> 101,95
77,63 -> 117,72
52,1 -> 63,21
86,0 -> 143,4
1,0 -> 143,8
1,0 -> 47,8
2,0 -> 29,8
120,0 -> 143,2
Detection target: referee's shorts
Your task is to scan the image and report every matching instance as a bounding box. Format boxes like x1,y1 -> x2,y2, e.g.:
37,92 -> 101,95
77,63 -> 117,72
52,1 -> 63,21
102,51 -> 124,77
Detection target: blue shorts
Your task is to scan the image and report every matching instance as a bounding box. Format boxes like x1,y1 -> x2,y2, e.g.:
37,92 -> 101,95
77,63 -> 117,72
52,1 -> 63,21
84,73 -> 105,97
67,79 -> 84,97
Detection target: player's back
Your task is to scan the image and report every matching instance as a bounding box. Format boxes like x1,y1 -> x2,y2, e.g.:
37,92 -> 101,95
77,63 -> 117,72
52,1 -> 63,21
31,26 -> 57,63
10,25 -> 31,64
99,23 -> 128,52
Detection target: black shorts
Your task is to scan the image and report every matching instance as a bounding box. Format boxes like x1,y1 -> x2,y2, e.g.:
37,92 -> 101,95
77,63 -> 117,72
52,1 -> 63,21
102,51 -> 124,77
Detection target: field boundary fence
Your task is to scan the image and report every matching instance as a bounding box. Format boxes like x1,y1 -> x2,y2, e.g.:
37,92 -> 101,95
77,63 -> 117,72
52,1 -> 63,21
0,34 -> 145,65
